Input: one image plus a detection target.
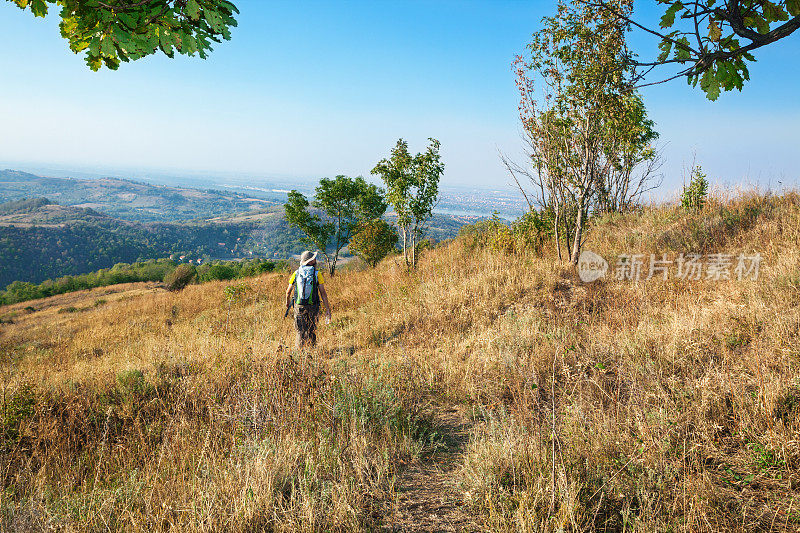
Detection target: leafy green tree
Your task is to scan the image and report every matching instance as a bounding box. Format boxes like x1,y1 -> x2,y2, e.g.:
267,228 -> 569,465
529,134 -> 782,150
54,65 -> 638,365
513,0 -> 658,264
596,95 -> 662,213
349,219 -> 398,268
284,175 -> 387,276
8,0 -> 238,70
584,0 -> 800,100
371,139 -> 443,268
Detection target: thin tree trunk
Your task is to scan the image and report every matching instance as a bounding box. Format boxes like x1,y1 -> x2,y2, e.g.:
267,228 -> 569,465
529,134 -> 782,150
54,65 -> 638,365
410,227 -> 417,269
401,226 -> 408,267
321,250 -> 335,277
570,196 -> 586,265
554,201 -> 562,262
563,205 -> 573,261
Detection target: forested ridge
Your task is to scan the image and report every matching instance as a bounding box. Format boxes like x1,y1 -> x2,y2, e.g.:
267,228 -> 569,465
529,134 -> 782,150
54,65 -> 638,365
0,199 -> 307,286
0,171 -> 473,289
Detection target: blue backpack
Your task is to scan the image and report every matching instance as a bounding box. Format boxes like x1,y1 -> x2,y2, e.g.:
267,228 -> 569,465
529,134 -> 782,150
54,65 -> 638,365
294,265 -> 319,306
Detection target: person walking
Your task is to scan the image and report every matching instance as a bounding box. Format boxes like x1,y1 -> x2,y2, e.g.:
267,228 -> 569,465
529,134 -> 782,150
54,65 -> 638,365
285,251 -> 331,348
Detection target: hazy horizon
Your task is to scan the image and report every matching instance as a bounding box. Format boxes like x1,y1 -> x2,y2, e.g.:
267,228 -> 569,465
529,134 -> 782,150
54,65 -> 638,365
1,1 -> 798,195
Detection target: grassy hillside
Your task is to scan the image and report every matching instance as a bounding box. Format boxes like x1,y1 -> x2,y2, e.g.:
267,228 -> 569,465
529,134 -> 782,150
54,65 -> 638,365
1,192 -> 798,531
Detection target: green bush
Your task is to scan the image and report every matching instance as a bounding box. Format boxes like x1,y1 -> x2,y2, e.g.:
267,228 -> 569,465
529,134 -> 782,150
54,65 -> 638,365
117,369 -> 149,397
460,210 -> 553,255
164,263 -> 196,291
682,166 -> 709,211
349,219 -> 399,267
240,259 -> 278,277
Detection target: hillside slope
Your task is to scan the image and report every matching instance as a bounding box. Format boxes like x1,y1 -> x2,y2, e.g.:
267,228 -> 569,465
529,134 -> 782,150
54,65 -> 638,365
0,199 -> 306,286
1,192 -> 799,531
0,170 -> 274,222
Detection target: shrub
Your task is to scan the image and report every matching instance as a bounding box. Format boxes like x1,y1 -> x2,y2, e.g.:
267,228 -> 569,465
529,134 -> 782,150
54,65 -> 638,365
164,264 -> 196,291
117,369 -> 148,396
489,223 -> 516,254
239,259 -> 279,277
468,210 -> 553,255
349,219 -> 399,267
198,263 -> 238,282
513,209 -> 553,252
682,165 -> 709,211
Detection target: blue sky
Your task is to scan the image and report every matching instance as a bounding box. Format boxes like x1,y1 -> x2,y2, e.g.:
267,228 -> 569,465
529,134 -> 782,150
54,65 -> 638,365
0,0 -> 797,196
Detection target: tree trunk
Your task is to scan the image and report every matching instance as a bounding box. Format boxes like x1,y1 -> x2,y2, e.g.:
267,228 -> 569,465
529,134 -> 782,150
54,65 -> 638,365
401,226 -> 408,267
319,249 -> 335,277
554,201 -> 562,262
410,228 -> 417,269
570,196 -> 585,265
563,206 -> 573,261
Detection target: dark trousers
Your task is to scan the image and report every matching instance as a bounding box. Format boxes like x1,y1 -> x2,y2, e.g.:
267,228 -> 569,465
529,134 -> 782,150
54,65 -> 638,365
294,304 -> 319,348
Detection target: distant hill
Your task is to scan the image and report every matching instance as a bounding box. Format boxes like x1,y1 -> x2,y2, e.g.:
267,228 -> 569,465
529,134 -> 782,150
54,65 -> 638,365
0,197 -> 107,224
0,169 -> 274,222
0,198 -> 307,286
0,197 -> 477,286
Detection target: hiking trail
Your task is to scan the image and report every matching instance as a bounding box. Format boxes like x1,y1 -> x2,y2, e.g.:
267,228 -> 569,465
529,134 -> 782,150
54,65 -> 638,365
380,404 -> 482,532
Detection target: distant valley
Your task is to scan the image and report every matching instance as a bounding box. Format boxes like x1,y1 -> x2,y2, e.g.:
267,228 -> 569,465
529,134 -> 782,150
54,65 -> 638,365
0,170 -> 478,287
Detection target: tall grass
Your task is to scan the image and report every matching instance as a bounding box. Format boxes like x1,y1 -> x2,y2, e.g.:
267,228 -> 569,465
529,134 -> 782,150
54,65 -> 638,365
1,191 -> 799,531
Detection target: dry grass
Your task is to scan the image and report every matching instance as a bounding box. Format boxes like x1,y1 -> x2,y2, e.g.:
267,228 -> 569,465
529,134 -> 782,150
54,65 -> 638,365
456,192 -> 800,531
1,191 -> 800,531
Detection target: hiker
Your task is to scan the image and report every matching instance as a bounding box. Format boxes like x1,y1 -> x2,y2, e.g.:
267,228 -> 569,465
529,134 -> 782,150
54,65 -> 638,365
285,251 -> 332,348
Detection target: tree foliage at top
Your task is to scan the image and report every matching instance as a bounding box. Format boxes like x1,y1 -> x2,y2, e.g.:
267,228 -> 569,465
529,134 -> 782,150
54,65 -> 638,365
9,0 -> 238,70
585,0 -> 800,99
284,175 -> 387,276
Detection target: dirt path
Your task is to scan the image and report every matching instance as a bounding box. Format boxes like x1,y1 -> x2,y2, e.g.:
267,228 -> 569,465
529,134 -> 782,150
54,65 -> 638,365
380,405 -> 483,532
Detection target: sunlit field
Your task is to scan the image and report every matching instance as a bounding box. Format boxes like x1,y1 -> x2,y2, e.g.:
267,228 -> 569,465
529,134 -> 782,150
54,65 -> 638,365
2,192 -> 799,531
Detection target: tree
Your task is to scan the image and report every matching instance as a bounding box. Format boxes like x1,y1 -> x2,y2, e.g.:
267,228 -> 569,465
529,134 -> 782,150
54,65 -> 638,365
371,138 -> 444,268
508,0 -> 660,264
284,175 -> 387,276
583,0 -> 800,100
349,219 -> 398,268
595,94 -> 663,213
9,0 -> 238,71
